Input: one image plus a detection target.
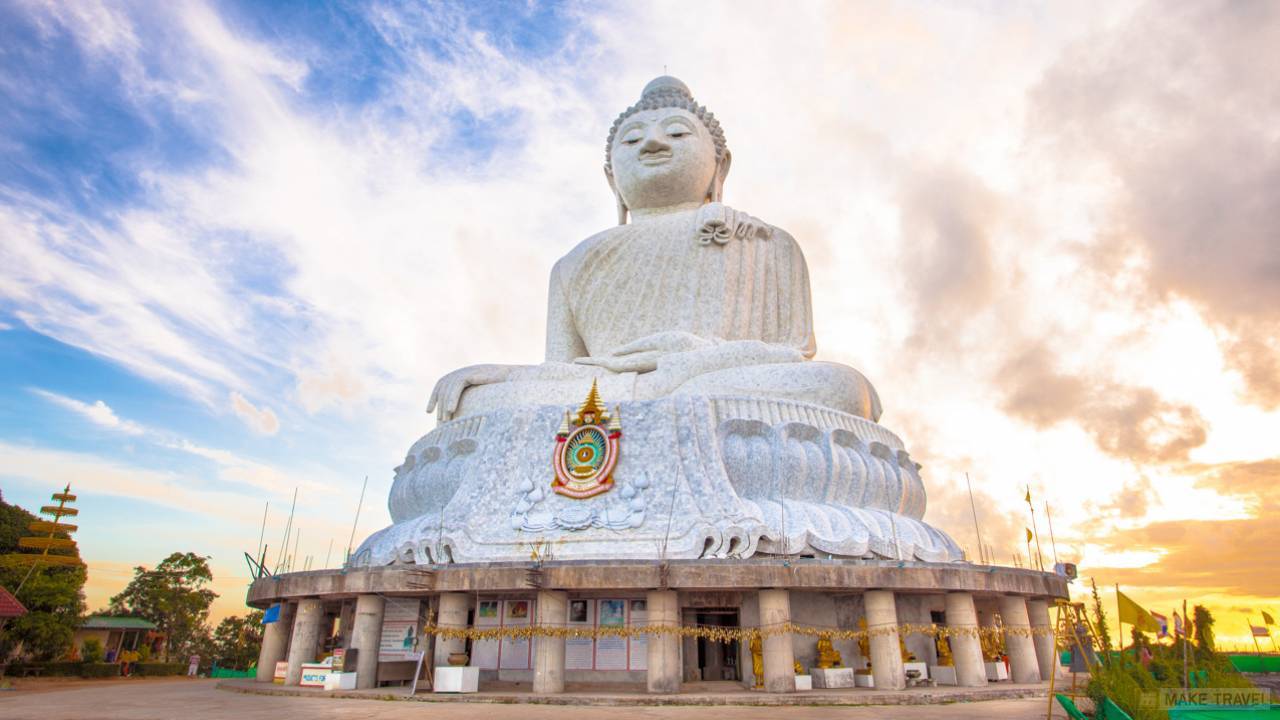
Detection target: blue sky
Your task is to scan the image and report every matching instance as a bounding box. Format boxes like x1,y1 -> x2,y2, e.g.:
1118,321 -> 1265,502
1,0 -> 1277,643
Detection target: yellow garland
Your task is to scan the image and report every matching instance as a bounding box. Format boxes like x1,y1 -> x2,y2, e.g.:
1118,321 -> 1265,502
416,622 -> 1054,643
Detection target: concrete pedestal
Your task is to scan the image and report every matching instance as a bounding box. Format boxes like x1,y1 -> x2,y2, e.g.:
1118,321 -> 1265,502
865,590 -> 905,690
759,589 -> 795,693
433,593 -> 469,668
931,665 -> 958,685
999,595 -> 1041,683
285,598 -> 324,686
647,590 -> 681,694
811,667 -> 855,688
532,590 -> 566,694
1027,598 -> 1055,681
256,602 -> 295,683
350,593 -> 385,689
434,666 -> 479,693
945,592 -> 987,688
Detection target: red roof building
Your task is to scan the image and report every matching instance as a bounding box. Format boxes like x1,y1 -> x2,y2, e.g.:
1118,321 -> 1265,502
0,586 -> 27,618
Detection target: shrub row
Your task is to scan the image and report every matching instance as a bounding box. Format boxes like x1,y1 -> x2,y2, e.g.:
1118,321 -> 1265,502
133,662 -> 185,676
0,661 -> 119,677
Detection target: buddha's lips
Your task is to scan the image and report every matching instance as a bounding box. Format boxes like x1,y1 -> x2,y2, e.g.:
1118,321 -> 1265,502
639,152 -> 672,165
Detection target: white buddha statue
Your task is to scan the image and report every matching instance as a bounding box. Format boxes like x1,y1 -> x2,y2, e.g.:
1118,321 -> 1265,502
427,76 -> 881,425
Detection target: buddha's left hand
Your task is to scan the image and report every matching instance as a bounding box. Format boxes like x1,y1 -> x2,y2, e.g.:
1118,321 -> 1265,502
573,331 -> 714,373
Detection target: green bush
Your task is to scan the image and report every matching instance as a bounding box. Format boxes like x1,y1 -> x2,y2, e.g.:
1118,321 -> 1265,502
78,662 -> 119,678
81,638 -> 104,664
138,644 -> 152,662
134,662 -> 184,676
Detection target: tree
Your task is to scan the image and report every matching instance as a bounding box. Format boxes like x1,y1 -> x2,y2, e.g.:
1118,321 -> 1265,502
0,494 -> 86,661
1089,578 -> 1113,661
1192,604 -> 1216,657
109,552 -> 218,661
212,610 -> 264,670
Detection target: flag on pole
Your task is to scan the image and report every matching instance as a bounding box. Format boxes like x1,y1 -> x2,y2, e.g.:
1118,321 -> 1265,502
1151,611 -> 1169,638
1263,611 -> 1275,626
1026,528 -> 1034,542
1253,624 -> 1272,638
1117,589 -> 1161,633
1173,611 -> 1184,636
1025,487 -> 1032,504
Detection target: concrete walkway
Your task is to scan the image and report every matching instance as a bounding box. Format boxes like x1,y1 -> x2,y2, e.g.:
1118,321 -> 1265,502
0,677 -> 1077,720
219,676 -> 1052,707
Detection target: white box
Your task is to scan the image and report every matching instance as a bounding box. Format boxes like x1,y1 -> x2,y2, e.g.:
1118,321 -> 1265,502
811,667 -> 856,689
434,665 -> 480,693
323,672 -> 357,690
854,672 -> 875,688
930,665 -> 958,685
795,675 -> 812,691
985,661 -> 1009,681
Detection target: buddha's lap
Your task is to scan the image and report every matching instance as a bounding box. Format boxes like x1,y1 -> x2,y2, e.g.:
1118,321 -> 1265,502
453,360 -> 880,422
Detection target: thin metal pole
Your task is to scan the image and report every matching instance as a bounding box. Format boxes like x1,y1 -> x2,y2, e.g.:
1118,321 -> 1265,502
965,473 -> 986,564
275,488 -> 297,572
345,476 -> 368,564
1027,484 -> 1044,571
256,501 -> 269,563
1046,502 -> 1059,567
292,529 -> 301,573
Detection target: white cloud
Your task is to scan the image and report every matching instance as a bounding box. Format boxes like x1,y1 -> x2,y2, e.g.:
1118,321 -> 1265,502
29,388 -> 145,435
230,391 -> 279,435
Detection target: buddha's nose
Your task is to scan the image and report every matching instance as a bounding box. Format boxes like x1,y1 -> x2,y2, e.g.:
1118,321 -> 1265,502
640,134 -> 670,153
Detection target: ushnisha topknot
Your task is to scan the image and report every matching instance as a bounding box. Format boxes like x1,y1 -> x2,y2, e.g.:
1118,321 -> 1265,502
605,76 -> 728,173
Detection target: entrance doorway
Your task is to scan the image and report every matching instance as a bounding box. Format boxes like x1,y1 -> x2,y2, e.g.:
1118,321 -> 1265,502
692,608 -> 740,682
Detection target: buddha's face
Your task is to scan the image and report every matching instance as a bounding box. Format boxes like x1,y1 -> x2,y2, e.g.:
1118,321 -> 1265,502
610,108 -> 718,212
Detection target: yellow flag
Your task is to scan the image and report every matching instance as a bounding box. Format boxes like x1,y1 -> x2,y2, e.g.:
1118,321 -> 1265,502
1264,610 -> 1275,626
1025,528 -> 1033,543
1025,487 -> 1032,504
1117,589 -> 1161,633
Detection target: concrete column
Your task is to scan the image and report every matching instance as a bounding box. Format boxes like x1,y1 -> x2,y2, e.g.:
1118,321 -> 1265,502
758,589 -> 795,693
866,590 -> 905,690
533,590 -> 567,694
1027,598 -> 1055,682
647,590 -> 681,693
255,602 -> 295,682
433,593 -> 469,667
285,598 -> 324,685
999,595 -> 1041,683
944,592 -> 987,687
350,594 -> 385,689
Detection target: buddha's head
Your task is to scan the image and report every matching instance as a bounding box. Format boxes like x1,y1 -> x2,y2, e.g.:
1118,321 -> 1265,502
605,76 -> 731,223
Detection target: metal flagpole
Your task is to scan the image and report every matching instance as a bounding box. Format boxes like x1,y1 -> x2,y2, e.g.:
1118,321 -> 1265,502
1045,502 -> 1059,567
256,501 -> 269,563
1182,599 -> 1189,690
345,475 -> 368,565
1026,485 -> 1044,571
966,473 -> 986,564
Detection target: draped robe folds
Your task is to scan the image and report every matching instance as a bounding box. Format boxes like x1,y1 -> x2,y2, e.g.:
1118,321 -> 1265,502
548,202 -> 817,364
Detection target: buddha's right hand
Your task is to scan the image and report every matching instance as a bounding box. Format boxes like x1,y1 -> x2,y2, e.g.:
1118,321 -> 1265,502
427,364 -> 519,423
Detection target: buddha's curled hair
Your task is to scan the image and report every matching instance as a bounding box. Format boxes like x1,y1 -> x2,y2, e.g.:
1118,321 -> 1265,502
605,76 -> 727,173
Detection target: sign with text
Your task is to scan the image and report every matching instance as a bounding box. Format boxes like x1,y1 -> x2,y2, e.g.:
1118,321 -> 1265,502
379,598 -> 421,661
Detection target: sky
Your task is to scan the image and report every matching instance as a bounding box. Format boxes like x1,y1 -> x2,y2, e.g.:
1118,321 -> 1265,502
0,0 -> 1277,648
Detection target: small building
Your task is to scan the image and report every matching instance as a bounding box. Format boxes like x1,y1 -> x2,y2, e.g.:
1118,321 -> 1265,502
0,587 -> 26,620
73,616 -> 164,661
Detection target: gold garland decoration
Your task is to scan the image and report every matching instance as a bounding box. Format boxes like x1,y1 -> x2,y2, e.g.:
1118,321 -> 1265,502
417,622 -> 1054,643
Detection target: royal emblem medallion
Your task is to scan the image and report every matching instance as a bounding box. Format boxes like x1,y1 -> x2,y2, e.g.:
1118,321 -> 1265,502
552,380 -> 622,499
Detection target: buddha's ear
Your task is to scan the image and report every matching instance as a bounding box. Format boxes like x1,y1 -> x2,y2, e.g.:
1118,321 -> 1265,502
604,164 -> 627,225
709,149 -> 732,203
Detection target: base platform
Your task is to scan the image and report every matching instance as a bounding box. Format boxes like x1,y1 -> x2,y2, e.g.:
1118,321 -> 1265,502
217,678 -> 1052,707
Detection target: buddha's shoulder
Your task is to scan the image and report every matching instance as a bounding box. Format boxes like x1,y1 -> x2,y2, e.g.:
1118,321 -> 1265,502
694,202 -> 801,249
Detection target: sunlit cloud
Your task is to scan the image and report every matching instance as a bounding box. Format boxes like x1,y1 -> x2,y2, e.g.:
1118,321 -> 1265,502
30,388 -> 145,435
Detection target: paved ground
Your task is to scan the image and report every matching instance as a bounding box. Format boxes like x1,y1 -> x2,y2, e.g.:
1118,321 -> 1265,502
0,677 -> 1072,720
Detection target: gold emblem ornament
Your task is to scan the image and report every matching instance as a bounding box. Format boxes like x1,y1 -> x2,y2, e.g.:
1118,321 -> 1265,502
552,380 -> 622,499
